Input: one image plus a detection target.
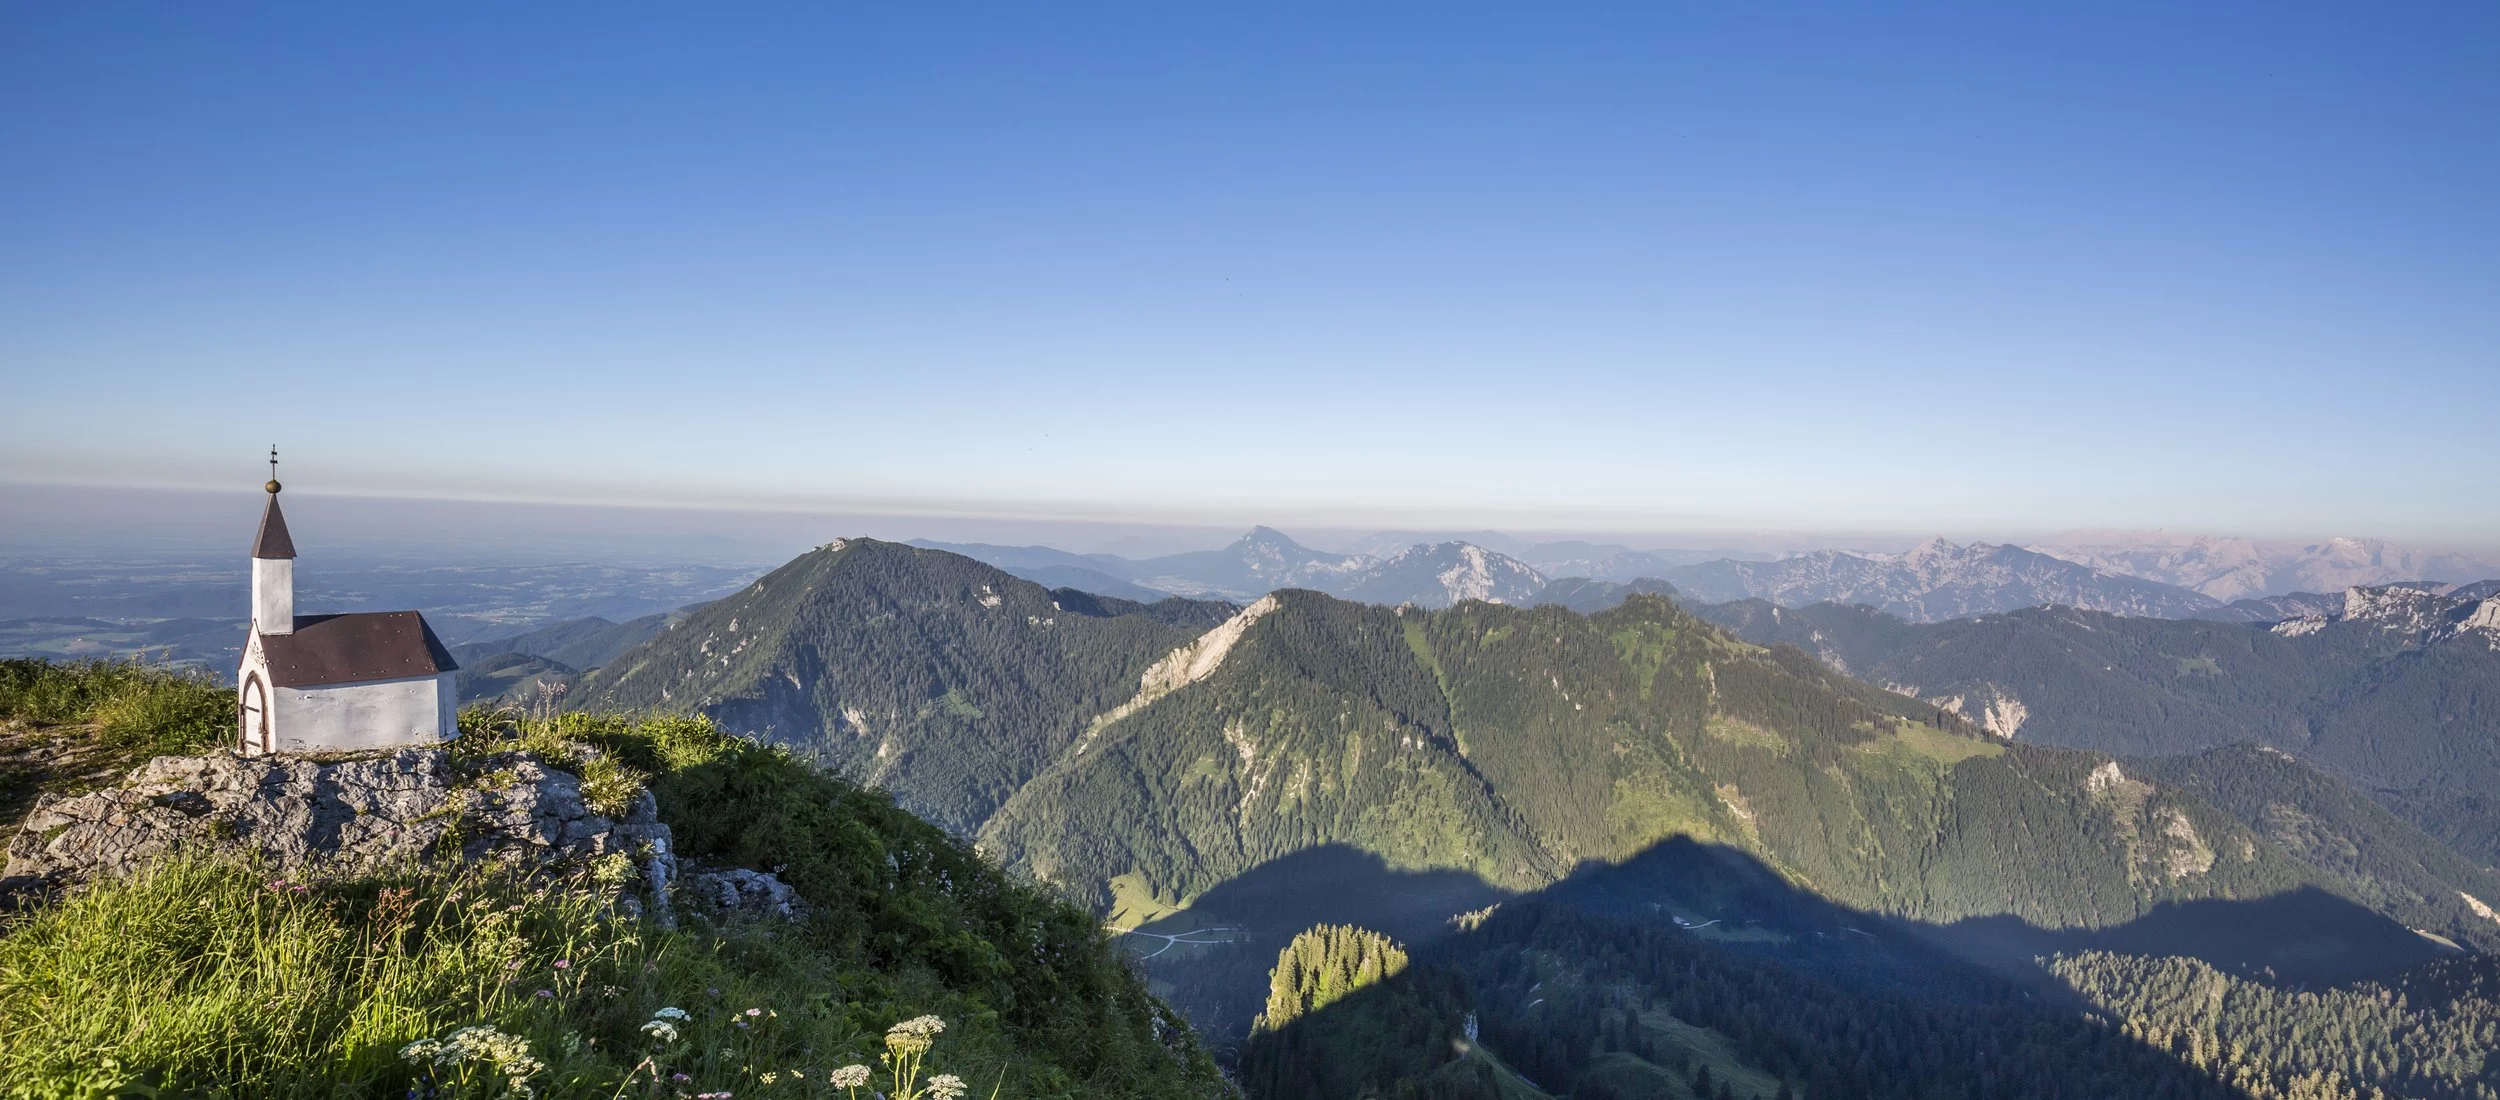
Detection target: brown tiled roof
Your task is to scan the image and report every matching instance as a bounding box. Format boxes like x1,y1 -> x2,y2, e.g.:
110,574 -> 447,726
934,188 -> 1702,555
260,611 -> 458,687
252,494 -> 297,559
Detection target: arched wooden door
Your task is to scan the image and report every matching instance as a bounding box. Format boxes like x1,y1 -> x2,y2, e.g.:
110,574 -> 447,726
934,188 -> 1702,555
238,673 -> 268,754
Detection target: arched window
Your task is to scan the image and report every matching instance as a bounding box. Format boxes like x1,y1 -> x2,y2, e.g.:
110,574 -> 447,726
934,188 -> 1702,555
239,673 -> 268,754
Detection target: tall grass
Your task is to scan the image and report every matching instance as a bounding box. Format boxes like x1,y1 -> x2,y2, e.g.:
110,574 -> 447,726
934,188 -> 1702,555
0,856 -> 996,1098
0,708 -> 1225,1099
0,657 -> 230,756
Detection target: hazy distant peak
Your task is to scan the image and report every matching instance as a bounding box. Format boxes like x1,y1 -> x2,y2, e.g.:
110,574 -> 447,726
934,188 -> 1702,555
2031,533 -> 2500,602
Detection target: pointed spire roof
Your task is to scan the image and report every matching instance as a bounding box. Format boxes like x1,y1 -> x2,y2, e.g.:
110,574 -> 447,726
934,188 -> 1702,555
253,447 -> 296,559
253,492 -> 296,559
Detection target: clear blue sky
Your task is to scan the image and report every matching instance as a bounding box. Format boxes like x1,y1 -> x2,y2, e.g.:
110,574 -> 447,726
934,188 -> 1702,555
4,4 -> 2495,540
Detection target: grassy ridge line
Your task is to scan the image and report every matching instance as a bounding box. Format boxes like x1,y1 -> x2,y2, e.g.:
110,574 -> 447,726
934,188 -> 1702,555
0,659 -> 1225,1099
0,656 -> 230,755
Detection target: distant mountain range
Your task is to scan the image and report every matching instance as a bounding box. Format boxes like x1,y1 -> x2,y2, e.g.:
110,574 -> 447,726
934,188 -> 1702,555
1655,538 -> 2229,621
919,529 -> 2498,627
913,527 -> 1547,608
2027,533 -> 2500,602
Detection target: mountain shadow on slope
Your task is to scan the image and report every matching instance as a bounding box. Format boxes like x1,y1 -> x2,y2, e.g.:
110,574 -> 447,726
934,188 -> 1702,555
1226,835 -> 2344,1100
1140,831 -> 2455,1069
1126,844 -> 1517,1052
1523,835 -> 2443,997
1134,844 -> 1512,949
1932,886 -> 2450,989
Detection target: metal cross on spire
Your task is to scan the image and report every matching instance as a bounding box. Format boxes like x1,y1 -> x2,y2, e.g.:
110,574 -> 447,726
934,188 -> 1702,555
266,445 -> 282,494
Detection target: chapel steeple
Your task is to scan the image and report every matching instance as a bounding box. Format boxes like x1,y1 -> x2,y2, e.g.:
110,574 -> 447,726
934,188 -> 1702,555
251,447 -> 296,634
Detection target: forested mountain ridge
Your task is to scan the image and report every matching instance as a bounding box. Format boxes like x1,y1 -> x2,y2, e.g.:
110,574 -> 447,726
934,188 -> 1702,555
1689,588 -> 2500,866
572,541 -> 2496,952
975,585 -> 2458,946
569,538 -> 1237,832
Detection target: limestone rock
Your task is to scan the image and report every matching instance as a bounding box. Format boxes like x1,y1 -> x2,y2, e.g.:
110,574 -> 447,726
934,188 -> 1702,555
2,748 -> 675,915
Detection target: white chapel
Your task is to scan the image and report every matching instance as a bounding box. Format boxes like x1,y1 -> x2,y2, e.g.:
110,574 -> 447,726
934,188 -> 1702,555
235,452 -> 459,754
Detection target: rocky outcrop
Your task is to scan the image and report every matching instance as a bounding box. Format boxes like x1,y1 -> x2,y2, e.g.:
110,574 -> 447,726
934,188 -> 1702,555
685,867 -> 807,921
2,748 -> 676,915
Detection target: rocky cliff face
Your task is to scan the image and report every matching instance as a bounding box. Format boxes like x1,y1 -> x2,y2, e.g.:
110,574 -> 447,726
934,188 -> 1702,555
3,748 -> 677,916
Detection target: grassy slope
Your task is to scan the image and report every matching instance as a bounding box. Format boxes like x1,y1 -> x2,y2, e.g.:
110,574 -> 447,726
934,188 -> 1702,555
981,591 -> 2330,934
570,539 -> 1232,833
0,661 -> 1223,1099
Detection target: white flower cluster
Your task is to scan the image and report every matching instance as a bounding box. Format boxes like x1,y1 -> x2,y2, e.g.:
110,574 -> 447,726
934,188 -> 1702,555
926,1072 -> 969,1100
399,1024 -> 545,1097
888,1014 -> 946,1041
640,1006 -> 692,1044
830,1064 -> 871,1088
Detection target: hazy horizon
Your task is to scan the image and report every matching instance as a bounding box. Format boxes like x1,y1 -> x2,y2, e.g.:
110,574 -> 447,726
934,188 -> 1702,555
6,482 -> 2497,567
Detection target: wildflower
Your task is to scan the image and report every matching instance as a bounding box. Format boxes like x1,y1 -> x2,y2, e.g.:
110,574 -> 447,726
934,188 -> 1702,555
888,1015 -> 945,1041
885,1020 -> 938,1055
533,989 -> 555,999
831,1065 -> 870,1088
672,1073 -> 692,1083
926,1074 -> 968,1100
744,1007 -> 763,1017
552,959 -> 571,970
654,1007 -> 691,1021
401,1025 -> 544,1098
640,1019 -> 680,1043
760,1073 -> 779,1085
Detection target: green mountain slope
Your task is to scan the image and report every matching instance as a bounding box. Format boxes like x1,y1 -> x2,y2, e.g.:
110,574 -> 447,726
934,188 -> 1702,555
570,539 -> 1234,831
572,542 -> 2479,953
550,544 -> 2499,1088
2130,743 -> 2500,951
979,589 -> 2347,937
1689,596 -> 2500,865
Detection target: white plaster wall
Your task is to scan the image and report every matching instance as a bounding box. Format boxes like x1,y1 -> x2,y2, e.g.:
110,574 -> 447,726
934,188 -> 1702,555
252,557 -> 294,634
236,636 -> 272,754
271,672 -> 456,752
